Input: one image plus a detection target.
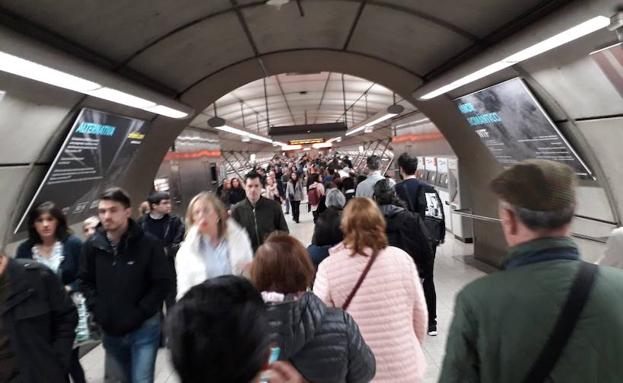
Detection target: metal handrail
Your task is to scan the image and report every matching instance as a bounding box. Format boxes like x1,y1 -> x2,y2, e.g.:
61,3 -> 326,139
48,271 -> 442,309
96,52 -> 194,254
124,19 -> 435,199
452,208 -> 610,244
451,208 -> 501,223
570,232 -> 609,244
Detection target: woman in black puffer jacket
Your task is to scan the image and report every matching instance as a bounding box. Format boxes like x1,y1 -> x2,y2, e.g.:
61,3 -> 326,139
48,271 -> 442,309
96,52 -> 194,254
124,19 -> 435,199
251,234 -> 376,383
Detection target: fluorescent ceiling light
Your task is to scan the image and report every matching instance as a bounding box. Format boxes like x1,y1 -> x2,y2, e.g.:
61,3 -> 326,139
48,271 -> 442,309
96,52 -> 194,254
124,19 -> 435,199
0,50 -> 191,119
327,136 -> 342,143
589,42 -> 623,55
87,87 -> 156,109
0,51 -> 100,92
145,105 -> 189,119
504,17 -> 610,62
303,147 -> 311,151
346,112 -> 398,136
312,142 -> 333,149
281,144 -> 302,151
420,16 -> 610,100
215,125 -> 274,144
395,117 -> 430,129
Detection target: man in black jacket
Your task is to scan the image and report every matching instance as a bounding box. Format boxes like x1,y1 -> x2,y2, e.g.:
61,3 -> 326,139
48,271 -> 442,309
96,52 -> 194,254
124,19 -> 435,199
137,191 -> 184,311
394,152 -> 446,336
231,171 -> 289,252
0,251 -> 77,383
373,179 -> 433,276
79,187 -> 171,383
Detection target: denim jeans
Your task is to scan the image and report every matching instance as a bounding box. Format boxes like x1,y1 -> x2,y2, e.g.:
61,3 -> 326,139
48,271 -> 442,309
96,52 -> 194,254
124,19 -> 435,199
102,314 -> 161,383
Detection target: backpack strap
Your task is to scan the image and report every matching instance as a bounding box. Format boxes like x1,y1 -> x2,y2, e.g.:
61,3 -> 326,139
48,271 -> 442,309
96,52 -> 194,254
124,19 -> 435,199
523,262 -> 598,383
342,252 -> 378,311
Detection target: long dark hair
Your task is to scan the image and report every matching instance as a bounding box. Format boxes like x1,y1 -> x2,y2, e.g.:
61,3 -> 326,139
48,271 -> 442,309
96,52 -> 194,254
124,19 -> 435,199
27,201 -> 71,243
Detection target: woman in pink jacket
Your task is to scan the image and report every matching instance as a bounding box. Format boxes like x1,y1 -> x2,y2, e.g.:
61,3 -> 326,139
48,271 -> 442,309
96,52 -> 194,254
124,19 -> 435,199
313,197 -> 428,382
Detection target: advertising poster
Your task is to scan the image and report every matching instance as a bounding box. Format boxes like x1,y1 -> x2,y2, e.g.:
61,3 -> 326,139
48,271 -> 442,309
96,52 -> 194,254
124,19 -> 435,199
15,108 -> 150,233
424,157 -> 437,171
454,78 -> 591,176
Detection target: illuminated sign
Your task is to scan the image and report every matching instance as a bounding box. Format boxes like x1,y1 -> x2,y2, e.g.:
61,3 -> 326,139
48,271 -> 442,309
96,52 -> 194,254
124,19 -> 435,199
288,138 -> 324,145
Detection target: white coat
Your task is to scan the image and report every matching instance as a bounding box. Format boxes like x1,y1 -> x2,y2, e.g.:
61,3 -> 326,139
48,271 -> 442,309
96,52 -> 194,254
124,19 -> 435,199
176,219 -> 253,300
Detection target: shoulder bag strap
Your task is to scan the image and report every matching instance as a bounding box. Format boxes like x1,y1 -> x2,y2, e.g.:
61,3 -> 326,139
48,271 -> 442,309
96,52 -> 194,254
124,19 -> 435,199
342,252 -> 378,310
523,262 -> 598,383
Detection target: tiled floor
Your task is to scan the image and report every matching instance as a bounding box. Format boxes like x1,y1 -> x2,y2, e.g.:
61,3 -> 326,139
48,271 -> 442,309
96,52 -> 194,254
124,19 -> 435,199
81,206 -> 487,383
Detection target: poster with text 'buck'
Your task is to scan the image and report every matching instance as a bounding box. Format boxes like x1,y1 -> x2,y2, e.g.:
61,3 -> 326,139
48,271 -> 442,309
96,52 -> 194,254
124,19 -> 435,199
15,108 -> 150,233
454,77 -> 591,177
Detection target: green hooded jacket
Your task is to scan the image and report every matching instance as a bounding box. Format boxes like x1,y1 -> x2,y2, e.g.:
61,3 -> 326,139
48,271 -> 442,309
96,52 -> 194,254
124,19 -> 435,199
439,237 -> 623,383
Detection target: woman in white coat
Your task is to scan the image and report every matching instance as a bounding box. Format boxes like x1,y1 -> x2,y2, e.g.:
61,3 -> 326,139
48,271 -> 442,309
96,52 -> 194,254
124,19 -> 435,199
176,192 -> 253,300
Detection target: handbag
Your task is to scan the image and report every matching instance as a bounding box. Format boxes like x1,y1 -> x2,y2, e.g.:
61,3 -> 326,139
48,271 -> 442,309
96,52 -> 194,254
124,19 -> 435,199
72,292 -> 102,347
342,251 -> 378,310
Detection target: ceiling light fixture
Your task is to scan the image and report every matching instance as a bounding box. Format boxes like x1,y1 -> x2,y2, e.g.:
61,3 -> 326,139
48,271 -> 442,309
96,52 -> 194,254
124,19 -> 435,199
312,142 -> 333,149
419,16 -> 611,100
326,136 -> 342,144
346,104 -> 404,136
209,117 -> 277,145
0,48 -> 192,118
281,144 -> 303,151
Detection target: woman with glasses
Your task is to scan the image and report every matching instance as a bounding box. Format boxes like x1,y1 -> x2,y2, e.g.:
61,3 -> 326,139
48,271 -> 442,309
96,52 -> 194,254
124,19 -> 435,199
175,192 -> 253,299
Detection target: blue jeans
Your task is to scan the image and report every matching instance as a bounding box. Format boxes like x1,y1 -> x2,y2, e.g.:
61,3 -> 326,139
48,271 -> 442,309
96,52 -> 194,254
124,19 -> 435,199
102,314 -> 161,383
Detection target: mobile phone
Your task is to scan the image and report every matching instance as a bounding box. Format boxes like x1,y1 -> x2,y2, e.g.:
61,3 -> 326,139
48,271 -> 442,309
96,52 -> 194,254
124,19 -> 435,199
259,346 -> 281,383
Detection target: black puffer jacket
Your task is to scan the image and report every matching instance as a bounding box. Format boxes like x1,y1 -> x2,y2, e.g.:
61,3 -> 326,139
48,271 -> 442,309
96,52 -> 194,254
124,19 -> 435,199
266,292 -> 375,383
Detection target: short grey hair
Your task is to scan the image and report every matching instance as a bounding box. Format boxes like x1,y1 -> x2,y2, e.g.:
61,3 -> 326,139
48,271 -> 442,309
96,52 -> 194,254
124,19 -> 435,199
503,201 -> 575,230
325,189 -> 346,209
366,155 -> 381,171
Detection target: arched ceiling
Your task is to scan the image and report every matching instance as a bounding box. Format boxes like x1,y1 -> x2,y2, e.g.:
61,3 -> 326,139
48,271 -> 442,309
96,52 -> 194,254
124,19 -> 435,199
0,0 -> 558,96
189,72 -> 416,137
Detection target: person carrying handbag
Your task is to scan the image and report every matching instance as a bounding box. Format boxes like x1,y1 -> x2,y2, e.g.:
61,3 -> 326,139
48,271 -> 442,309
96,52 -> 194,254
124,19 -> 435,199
314,198 -> 428,383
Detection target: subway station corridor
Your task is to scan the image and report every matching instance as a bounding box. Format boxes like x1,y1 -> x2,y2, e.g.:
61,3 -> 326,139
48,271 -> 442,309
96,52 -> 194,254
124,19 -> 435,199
79,207 -> 483,383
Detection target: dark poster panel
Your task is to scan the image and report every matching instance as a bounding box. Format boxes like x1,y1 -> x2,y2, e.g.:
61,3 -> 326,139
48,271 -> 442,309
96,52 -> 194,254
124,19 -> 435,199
15,108 -> 149,233
454,78 -> 592,176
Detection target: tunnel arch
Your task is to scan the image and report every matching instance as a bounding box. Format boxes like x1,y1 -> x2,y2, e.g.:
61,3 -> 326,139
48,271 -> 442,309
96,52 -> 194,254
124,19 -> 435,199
119,48 -> 505,261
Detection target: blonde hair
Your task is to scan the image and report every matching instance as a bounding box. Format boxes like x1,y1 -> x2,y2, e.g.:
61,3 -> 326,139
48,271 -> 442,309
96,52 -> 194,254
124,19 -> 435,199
83,216 -> 99,229
341,197 -> 388,257
185,192 -> 228,239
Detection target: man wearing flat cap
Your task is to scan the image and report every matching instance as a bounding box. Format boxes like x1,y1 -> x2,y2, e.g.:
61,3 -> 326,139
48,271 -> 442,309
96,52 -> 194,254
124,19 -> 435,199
439,159 -> 623,383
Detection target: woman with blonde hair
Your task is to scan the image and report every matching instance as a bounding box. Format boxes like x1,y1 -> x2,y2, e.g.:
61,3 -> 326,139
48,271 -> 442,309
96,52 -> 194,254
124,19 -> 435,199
176,192 -> 253,299
313,197 -> 428,383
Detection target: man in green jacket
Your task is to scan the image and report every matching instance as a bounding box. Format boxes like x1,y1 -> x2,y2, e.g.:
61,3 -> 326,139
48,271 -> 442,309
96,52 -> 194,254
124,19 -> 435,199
231,170 -> 289,252
439,159 -> 623,383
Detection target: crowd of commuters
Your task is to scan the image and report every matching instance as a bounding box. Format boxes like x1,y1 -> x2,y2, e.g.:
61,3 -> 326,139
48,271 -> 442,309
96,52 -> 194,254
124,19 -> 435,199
4,151 -> 623,383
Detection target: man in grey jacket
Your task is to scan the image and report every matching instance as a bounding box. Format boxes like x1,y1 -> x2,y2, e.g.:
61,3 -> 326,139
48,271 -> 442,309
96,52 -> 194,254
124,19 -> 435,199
355,155 -> 385,198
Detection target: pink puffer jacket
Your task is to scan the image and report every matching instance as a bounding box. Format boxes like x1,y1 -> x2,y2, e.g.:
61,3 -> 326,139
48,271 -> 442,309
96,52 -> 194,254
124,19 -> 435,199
313,243 -> 428,382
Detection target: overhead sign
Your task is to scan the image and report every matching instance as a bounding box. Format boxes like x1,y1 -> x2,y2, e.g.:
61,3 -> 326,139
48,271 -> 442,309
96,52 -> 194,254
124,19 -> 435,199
288,138 -> 324,145
15,108 -> 150,233
455,78 -> 592,176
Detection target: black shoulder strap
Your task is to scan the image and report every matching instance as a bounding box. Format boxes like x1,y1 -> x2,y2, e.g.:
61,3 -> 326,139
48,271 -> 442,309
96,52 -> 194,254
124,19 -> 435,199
523,262 -> 598,383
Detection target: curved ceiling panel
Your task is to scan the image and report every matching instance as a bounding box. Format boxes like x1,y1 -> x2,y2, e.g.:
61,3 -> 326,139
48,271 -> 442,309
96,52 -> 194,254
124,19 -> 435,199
243,1 -> 360,52
348,4 -> 473,74
382,0 -> 547,38
127,13 -> 255,91
0,0 -> 243,61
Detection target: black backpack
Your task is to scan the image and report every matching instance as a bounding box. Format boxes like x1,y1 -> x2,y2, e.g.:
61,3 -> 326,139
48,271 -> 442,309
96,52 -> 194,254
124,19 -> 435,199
401,181 -> 446,246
